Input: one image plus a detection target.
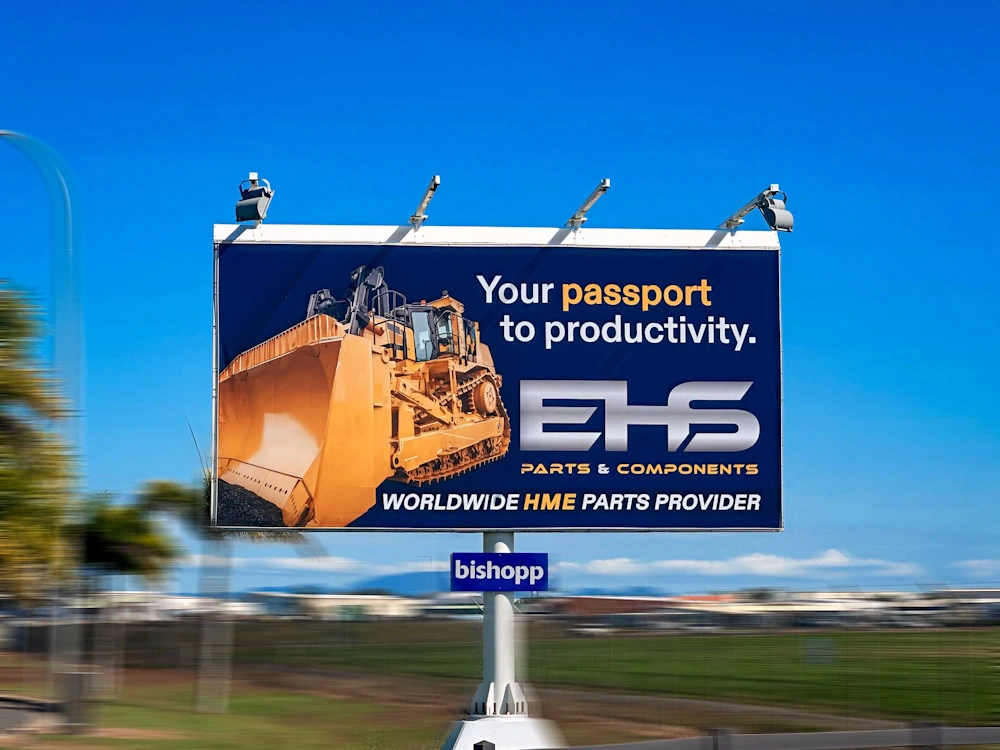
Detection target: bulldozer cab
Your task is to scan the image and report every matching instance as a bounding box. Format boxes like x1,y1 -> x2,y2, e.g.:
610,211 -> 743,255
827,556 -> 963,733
305,265 -> 483,366
407,305 -> 479,363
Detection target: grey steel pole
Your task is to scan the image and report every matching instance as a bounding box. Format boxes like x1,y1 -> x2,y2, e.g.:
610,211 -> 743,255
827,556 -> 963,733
471,531 -> 525,717
196,537 -> 234,714
483,532 -> 515,713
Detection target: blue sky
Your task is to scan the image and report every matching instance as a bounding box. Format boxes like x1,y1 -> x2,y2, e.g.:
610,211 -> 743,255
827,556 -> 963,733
3,1 -> 999,593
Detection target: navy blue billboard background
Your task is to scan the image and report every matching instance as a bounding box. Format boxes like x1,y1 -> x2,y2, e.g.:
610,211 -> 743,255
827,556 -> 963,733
216,242 -> 781,530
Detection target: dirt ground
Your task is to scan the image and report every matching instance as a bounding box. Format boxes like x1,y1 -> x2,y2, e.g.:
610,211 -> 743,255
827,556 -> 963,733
0,656 -> 908,748
245,664 -> 905,745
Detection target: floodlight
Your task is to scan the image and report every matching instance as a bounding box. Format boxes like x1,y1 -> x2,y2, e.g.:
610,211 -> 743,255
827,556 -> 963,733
720,184 -> 793,232
410,175 -> 441,229
757,195 -> 794,232
566,178 -> 610,229
235,172 -> 274,223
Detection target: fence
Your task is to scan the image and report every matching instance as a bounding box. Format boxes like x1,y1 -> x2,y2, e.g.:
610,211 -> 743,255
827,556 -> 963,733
571,724 -> 1000,750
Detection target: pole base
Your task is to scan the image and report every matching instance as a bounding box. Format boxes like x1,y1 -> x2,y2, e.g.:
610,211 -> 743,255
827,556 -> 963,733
440,716 -> 564,750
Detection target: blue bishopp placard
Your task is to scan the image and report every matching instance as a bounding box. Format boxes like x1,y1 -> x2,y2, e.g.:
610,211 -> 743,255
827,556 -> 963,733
450,552 -> 549,592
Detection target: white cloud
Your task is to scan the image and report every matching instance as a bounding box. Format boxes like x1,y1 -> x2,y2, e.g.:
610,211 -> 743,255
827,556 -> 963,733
239,555 -> 448,576
370,560 -> 450,575
275,557 -> 448,575
264,556 -> 365,573
183,549 -> 925,584
954,559 -> 1000,577
182,554 -> 248,569
552,561 -> 581,571
560,549 -> 922,579
585,558 -> 646,576
181,553 -> 448,577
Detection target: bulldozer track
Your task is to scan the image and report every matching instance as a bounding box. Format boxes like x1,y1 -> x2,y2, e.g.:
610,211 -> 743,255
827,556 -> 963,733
403,374 -> 511,486
412,371 -> 495,429
436,370 -> 491,410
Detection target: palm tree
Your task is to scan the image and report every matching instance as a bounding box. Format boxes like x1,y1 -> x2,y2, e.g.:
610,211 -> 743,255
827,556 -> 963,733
79,494 -> 178,584
0,282 -> 73,604
138,476 -> 208,534
136,475 -> 307,713
1,282 -> 182,697
138,474 -> 299,541
74,492 -> 180,696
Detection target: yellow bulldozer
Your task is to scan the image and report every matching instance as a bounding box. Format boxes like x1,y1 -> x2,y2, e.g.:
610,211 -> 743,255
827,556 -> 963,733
217,266 -> 510,527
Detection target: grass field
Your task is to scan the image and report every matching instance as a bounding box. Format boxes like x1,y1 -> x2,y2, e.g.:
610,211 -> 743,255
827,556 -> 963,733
0,684 -> 448,749
0,664 -> 900,749
240,628 -> 1000,724
1,625 -> 996,748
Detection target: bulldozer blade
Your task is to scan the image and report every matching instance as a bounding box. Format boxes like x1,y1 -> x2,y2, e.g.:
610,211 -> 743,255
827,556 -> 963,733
218,317 -> 393,527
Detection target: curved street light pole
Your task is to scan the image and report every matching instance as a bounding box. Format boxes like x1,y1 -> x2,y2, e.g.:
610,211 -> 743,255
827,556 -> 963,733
0,130 -> 83,450
0,130 -> 85,704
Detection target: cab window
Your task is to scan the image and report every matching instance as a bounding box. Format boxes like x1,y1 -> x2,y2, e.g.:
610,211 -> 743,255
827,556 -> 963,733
411,311 -> 434,361
436,312 -> 458,355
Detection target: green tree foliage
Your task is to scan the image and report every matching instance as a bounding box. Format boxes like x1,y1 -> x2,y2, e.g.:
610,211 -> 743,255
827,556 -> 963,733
78,493 -> 177,582
0,282 -> 73,602
138,476 -> 207,530
744,587 -> 777,603
0,282 -> 182,600
138,474 -> 304,543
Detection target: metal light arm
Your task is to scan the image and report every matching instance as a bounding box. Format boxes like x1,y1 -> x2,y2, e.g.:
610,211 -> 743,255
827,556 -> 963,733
566,178 -> 611,229
410,175 -> 441,228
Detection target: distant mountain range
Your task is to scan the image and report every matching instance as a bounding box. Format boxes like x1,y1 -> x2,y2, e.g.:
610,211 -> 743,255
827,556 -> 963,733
234,575 -> 669,599
239,571 -> 449,598
348,571 -> 449,596
569,586 -> 669,597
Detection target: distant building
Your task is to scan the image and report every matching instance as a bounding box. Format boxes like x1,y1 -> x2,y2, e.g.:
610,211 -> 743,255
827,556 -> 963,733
248,592 -> 419,620
418,592 -> 482,619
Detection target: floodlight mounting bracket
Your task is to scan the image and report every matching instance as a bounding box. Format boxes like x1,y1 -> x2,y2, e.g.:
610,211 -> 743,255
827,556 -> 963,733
566,178 -> 610,230
720,183 -> 786,231
410,175 -> 441,229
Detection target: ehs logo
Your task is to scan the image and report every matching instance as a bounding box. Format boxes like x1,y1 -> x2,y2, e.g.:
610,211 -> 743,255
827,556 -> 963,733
520,380 -> 760,453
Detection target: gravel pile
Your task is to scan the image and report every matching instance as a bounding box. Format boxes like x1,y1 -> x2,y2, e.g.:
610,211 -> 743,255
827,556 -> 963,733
216,480 -> 286,527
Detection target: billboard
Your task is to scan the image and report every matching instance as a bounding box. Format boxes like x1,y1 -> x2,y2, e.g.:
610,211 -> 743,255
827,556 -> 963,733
212,225 -> 782,531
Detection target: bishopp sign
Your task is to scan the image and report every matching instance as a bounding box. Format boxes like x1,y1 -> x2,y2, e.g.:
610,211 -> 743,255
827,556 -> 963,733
212,225 -> 782,531
450,552 -> 549,592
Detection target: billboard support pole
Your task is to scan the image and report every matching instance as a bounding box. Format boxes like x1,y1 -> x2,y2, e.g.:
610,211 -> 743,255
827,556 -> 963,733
440,533 -> 563,750
474,532 -> 524,717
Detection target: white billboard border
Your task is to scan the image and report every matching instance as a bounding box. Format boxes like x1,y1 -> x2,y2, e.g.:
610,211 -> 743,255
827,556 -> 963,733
210,223 -> 784,533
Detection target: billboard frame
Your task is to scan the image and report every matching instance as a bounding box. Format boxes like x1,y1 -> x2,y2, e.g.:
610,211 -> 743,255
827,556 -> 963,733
211,223 -> 784,533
